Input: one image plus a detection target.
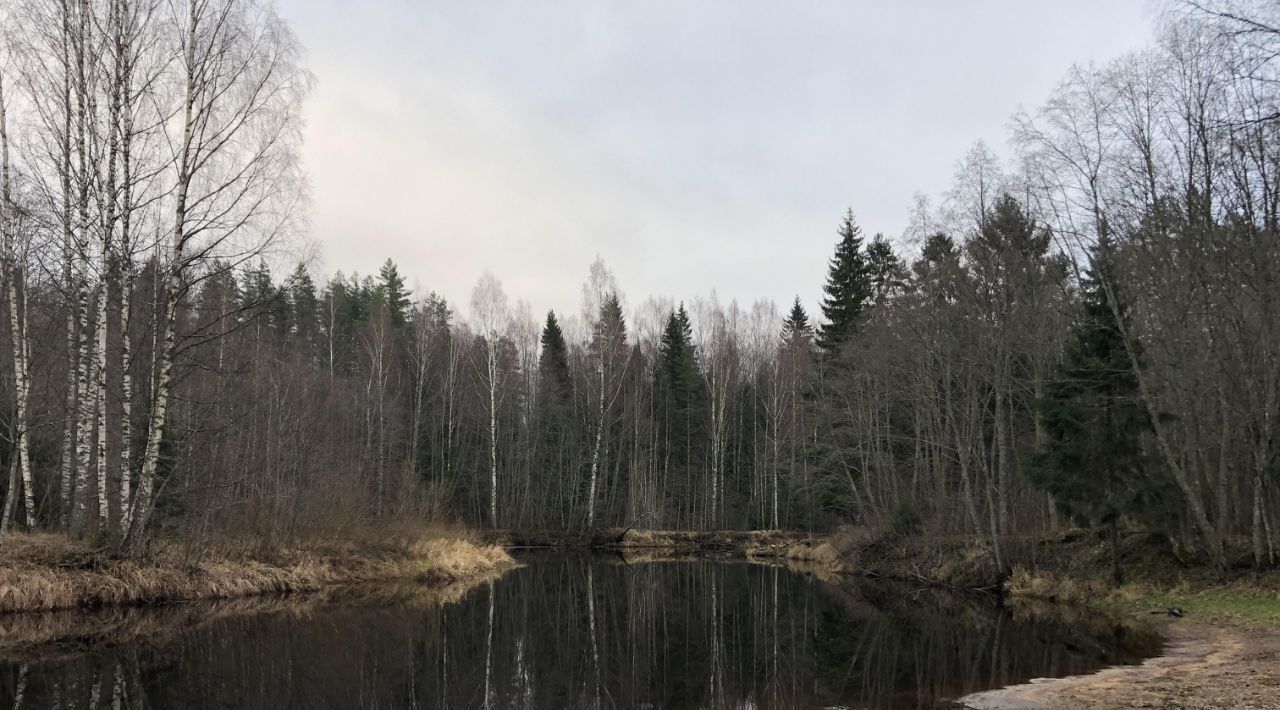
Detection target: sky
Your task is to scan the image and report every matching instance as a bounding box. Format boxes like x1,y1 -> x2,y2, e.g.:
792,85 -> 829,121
275,0 -> 1158,325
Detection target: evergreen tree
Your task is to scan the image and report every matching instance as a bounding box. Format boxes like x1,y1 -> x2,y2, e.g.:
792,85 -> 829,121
378,258 -> 411,330
287,263 -> 319,343
321,273 -> 357,374
1031,235 -> 1163,581
239,260 -> 287,336
195,261 -> 241,342
659,304 -> 698,410
238,260 -> 274,311
911,233 -> 964,303
657,304 -> 703,525
421,292 -> 452,334
781,297 -> 813,345
539,310 -> 572,399
919,232 -> 957,265
590,294 -> 628,363
866,234 -> 907,304
817,209 -> 873,353
968,195 -> 1052,293
347,272 -> 376,328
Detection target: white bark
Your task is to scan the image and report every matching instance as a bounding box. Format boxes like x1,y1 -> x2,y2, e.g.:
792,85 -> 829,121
70,0 -> 94,536
471,272 -> 508,528
126,0 -> 198,547
0,73 -> 35,533
486,339 -> 498,526
586,360 -> 604,528
123,0 -> 307,547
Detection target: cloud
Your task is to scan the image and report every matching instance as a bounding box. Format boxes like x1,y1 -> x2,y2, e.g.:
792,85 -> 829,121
280,0 -> 1154,324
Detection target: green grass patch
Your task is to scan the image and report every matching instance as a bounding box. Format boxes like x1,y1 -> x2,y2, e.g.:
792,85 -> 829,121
1118,586 -> 1280,628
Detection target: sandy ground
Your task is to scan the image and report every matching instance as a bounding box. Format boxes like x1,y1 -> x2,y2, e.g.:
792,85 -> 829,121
961,618 -> 1280,709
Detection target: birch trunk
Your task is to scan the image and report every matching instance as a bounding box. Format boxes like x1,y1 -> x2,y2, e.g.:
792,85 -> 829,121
125,0 -> 198,549
58,0 -> 77,530
95,0 -> 127,529
487,339 -> 498,527
70,0 -> 94,536
0,74 -> 35,530
586,361 -> 604,528
118,205 -> 134,534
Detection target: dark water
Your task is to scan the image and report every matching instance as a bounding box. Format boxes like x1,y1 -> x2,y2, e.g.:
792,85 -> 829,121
0,556 -> 1160,709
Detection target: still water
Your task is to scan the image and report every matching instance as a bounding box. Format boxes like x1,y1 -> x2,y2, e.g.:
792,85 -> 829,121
0,556 -> 1159,709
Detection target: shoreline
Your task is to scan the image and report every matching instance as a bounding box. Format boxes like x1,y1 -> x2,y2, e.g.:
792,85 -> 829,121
493,527 -> 1280,708
959,618 -> 1280,709
5,526 -> 1277,705
0,576 -> 506,661
0,531 -> 517,616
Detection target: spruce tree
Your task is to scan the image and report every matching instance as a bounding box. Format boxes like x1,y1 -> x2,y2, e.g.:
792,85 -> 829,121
866,234 -> 906,304
659,304 -> 698,410
239,260 -> 286,335
378,258 -> 411,330
781,296 -> 813,345
287,263 -> 319,343
657,304 -> 702,523
911,233 -> 963,303
590,294 -> 628,362
817,209 -> 873,354
196,260 -> 241,333
539,310 -> 572,398
1031,235 -> 1162,581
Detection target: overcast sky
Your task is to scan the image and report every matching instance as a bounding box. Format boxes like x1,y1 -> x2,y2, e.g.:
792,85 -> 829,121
276,0 -> 1157,324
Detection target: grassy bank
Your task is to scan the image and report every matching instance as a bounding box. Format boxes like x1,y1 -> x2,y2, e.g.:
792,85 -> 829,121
783,525 -> 1280,628
1008,568 -> 1280,629
491,524 -> 1280,626
0,529 -> 516,614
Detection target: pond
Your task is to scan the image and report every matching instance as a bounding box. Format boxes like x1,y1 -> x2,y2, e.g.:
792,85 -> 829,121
0,555 -> 1160,709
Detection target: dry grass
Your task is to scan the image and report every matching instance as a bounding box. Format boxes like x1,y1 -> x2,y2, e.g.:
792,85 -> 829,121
783,526 -> 871,572
1006,566 -> 1109,606
0,530 -> 515,615
0,576 -> 499,661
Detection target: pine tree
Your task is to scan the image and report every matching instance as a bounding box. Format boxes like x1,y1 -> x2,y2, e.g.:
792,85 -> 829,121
817,209 -> 873,353
1031,235 -> 1163,581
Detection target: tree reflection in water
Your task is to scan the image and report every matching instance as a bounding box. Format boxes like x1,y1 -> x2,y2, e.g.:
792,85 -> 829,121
0,557 -> 1160,709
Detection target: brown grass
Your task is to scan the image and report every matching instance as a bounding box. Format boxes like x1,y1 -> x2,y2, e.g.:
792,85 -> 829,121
783,526 -> 871,571
0,576 -> 500,661
0,530 -> 515,615
1005,566 -> 1108,606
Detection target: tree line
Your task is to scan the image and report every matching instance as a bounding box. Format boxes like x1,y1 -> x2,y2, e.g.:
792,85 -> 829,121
0,0 -> 1276,570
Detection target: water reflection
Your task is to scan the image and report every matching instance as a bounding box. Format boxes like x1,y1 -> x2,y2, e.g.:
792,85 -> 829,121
0,556 -> 1160,709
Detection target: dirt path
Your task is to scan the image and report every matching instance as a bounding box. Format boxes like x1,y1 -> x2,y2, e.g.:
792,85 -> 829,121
961,619 -> 1280,709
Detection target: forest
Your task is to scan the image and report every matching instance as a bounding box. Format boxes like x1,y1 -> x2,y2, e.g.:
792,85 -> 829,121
0,0 -> 1275,577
